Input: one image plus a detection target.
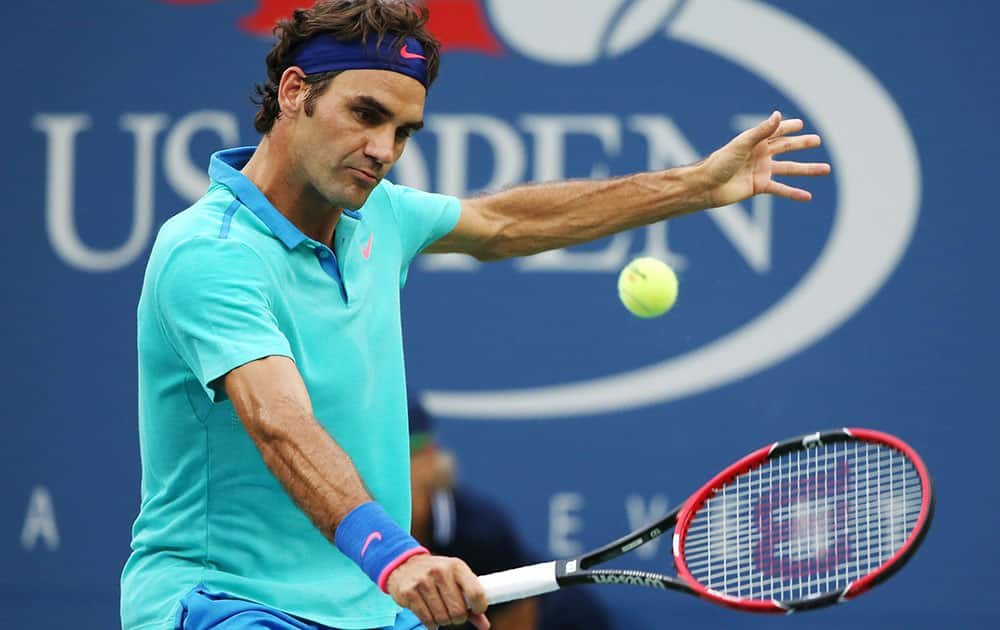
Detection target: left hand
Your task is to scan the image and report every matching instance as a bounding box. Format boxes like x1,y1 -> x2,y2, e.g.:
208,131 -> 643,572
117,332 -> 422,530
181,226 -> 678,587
701,111 -> 831,208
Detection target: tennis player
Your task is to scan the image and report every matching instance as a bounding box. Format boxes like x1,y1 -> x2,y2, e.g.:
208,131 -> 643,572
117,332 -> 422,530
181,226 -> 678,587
120,1 -> 830,629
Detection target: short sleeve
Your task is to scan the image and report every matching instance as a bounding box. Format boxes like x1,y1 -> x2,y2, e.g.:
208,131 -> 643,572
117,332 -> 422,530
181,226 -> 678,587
154,237 -> 293,402
384,180 -> 461,268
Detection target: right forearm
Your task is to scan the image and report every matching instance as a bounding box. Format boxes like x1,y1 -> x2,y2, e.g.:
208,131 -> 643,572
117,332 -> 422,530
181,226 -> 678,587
222,357 -> 481,629
250,409 -> 371,541
225,357 -> 371,540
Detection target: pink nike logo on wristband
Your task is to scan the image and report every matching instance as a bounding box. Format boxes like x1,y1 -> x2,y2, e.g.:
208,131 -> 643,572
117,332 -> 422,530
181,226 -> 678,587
361,531 -> 382,557
399,44 -> 426,60
361,234 -> 373,260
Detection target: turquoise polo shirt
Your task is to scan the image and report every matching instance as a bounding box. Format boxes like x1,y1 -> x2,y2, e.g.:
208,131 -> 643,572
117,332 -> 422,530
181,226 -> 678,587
121,147 -> 461,630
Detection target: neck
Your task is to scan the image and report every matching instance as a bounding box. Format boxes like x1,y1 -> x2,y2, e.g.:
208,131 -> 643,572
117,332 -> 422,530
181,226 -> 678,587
241,134 -> 342,245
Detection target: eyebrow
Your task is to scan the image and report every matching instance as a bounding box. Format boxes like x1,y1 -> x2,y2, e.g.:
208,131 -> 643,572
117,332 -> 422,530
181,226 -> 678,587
352,94 -> 424,133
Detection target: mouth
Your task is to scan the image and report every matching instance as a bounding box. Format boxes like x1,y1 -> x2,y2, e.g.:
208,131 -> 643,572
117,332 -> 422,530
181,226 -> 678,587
347,167 -> 378,184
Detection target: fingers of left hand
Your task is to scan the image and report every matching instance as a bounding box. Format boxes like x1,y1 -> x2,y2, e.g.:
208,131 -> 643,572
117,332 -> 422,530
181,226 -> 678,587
769,134 -> 822,155
773,118 -> 804,136
766,181 -> 812,202
772,160 -> 832,177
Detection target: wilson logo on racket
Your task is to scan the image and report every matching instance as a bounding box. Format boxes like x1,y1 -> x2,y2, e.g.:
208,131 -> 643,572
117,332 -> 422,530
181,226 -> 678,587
589,574 -> 667,589
752,462 -> 850,581
477,428 -> 934,614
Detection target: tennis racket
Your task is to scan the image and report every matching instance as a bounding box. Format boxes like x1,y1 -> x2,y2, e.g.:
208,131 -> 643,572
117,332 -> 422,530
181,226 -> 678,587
479,428 -> 933,613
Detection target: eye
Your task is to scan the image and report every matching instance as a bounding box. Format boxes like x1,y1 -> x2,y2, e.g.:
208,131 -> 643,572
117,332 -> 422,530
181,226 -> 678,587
396,127 -> 415,141
354,107 -> 378,124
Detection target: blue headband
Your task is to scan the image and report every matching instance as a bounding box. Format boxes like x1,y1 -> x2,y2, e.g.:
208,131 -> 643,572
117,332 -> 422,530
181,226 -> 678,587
291,35 -> 429,87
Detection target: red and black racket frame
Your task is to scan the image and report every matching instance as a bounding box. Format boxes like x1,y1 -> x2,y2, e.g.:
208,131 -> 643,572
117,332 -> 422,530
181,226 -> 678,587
553,428 -> 935,613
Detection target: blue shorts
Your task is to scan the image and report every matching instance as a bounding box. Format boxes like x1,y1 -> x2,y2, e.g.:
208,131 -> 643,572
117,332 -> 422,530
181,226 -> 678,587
175,587 -> 427,630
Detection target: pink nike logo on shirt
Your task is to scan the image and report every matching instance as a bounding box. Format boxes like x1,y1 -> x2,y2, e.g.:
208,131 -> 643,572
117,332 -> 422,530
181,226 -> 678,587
361,531 -> 382,557
399,44 -> 426,60
361,234 -> 373,259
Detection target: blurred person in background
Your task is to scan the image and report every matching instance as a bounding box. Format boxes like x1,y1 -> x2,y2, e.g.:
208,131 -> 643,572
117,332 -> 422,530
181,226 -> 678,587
121,0 -> 828,628
408,394 -> 613,630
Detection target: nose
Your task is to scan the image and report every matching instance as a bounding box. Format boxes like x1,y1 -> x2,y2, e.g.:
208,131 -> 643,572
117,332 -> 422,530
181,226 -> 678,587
364,127 -> 396,167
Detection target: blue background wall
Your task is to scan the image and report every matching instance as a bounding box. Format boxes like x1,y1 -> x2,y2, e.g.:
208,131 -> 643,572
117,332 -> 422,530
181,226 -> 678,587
2,1 -> 996,627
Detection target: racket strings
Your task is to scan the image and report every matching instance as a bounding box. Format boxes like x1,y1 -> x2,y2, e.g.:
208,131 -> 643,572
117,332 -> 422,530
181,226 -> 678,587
681,440 -> 924,603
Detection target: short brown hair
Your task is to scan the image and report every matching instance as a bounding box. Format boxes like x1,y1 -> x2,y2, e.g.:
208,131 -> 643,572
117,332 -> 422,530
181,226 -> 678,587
252,0 -> 441,134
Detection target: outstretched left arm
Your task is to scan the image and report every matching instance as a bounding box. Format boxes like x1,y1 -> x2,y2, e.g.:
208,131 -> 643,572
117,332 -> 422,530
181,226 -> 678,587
426,112 -> 830,261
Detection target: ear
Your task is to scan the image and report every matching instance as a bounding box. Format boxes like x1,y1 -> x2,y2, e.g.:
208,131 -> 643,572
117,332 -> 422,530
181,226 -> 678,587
277,66 -> 309,118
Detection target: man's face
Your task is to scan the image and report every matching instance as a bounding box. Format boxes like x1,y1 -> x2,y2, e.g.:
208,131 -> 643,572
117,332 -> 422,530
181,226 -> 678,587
291,69 -> 426,210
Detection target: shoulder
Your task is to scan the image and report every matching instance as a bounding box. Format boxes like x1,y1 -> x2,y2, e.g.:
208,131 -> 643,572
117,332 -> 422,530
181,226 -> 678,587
150,186 -> 274,273
157,183 -> 239,239
152,186 -> 238,259
354,179 -> 400,224
362,179 -> 460,218
145,192 -> 273,296
368,177 -> 408,205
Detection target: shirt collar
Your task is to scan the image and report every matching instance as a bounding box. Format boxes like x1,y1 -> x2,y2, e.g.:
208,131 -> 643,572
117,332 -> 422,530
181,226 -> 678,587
208,146 -> 309,250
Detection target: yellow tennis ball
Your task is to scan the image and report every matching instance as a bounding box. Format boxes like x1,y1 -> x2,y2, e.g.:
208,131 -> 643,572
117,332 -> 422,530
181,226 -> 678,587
617,257 -> 678,318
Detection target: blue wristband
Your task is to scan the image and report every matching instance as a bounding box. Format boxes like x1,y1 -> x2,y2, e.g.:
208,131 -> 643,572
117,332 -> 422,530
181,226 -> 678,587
335,502 -> 428,592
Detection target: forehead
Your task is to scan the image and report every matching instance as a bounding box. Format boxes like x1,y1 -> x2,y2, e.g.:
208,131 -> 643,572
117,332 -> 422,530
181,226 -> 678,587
325,69 -> 427,118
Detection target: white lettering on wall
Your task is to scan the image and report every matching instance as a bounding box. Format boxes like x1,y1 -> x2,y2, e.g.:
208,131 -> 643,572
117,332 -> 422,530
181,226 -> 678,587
406,113 -> 773,274
34,113 -> 166,272
630,114 -> 772,272
34,110 -> 774,275
624,494 -> 671,559
21,485 -> 59,551
163,110 -> 240,203
517,115 -> 629,272
548,492 -> 585,557
416,115 -> 527,271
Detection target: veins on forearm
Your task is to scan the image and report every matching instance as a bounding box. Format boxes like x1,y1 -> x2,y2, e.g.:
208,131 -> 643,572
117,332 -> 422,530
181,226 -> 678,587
480,167 -> 705,259
248,411 -> 369,542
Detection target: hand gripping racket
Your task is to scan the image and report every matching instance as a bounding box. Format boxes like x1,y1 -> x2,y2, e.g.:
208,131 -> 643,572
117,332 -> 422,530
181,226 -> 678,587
479,428 -> 934,613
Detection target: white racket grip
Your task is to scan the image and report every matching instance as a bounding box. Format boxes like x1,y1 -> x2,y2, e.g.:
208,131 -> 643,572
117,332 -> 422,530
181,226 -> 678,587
479,561 -> 560,605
